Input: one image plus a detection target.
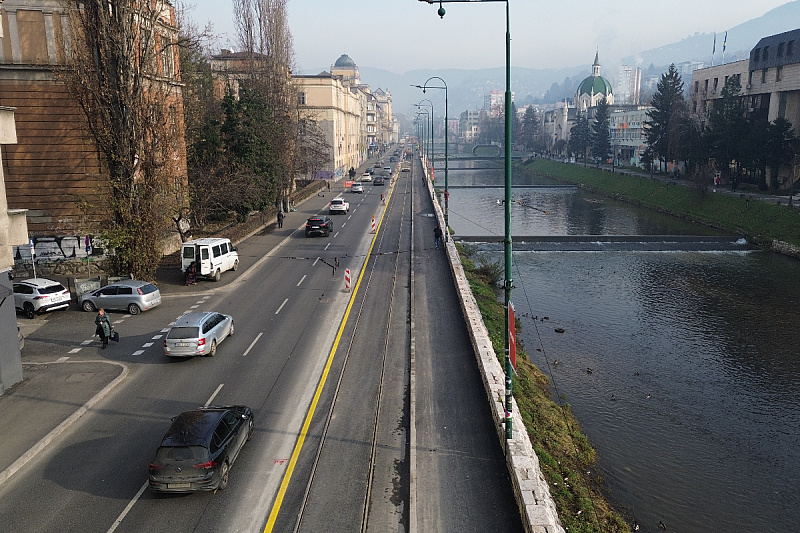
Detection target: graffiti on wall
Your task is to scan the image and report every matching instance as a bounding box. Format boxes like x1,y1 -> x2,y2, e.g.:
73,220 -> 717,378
13,236 -> 104,264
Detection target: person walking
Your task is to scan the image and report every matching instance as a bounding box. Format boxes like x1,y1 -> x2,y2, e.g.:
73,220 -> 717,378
95,308 -> 112,349
433,225 -> 443,249
277,210 -> 284,228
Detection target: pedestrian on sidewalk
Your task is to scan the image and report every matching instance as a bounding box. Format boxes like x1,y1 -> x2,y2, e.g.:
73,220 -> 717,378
277,210 -> 284,228
95,308 -> 112,349
433,225 -> 443,249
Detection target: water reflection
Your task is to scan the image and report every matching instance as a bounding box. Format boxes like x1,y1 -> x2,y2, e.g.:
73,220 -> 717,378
445,163 -> 800,532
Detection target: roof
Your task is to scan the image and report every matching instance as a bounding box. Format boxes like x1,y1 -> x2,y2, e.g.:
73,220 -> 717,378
161,408 -> 226,447
578,75 -> 613,96
334,54 -> 356,68
750,28 -> 800,70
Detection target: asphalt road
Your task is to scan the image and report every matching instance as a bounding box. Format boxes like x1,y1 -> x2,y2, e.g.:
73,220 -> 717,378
2,153 -> 522,533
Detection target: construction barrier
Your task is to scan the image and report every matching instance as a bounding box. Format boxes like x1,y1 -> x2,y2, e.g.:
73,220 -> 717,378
371,215 -> 376,233
344,268 -> 351,291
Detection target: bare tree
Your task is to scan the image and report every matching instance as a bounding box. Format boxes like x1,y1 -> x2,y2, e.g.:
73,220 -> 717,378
60,0 -> 188,279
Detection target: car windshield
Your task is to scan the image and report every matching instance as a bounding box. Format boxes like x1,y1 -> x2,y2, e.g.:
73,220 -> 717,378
38,285 -> 66,294
153,445 -> 207,463
139,284 -> 158,295
168,326 -> 200,339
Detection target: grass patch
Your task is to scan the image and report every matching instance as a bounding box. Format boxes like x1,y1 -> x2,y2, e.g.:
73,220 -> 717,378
526,159 -> 800,249
457,243 -> 629,533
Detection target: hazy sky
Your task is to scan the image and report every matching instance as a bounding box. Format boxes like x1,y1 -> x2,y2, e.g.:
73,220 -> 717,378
187,0 -> 793,73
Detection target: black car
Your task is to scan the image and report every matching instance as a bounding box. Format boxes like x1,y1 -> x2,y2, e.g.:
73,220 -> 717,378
148,405 -> 254,493
373,176 -> 385,186
305,215 -> 333,237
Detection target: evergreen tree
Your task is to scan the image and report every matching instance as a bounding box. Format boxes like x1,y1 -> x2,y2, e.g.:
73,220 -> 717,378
591,97 -> 611,163
569,112 -> 590,162
766,117 -> 797,189
706,75 -> 747,181
645,64 -> 685,171
520,106 -> 539,151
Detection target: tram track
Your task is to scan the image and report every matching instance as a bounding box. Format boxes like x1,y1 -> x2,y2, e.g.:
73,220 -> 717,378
292,172 -> 413,533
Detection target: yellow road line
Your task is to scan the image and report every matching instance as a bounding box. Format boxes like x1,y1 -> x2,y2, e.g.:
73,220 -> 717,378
263,194 -> 392,532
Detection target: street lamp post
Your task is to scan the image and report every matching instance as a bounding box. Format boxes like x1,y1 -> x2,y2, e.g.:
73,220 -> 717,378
416,110 -> 429,174
414,77 -> 449,230
418,0 -> 514,441
415,100 -> 434,177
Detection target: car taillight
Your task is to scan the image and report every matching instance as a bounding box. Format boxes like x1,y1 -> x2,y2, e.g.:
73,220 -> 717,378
198,338 -> 206,347
193,460 -> 217,469
33,296 -> 46,300
149,463 -> 164,470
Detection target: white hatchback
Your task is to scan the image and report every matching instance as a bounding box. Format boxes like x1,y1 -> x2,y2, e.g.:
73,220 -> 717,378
360,173 -> 372,182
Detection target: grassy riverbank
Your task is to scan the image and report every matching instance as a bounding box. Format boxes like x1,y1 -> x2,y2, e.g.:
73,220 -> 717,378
458,245 -> 628,533
525,158 -> 800,252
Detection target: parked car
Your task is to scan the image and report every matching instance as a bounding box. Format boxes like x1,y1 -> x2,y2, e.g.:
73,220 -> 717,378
373,176 -> 385,186
181,238 -> 239,282
351,182 -> 364,193
360,173 -> 372,182
148,405 -> 254,493
305,215 -> 333,237
329,197 -> 350,214
13,278 -> 71,318
163,311 -> 234,357
80,279 -> 161,315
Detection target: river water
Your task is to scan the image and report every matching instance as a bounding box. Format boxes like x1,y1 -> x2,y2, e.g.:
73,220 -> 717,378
441,160 -> 800,533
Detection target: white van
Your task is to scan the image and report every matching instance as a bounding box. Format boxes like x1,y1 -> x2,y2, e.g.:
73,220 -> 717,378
181,238 -> 239,282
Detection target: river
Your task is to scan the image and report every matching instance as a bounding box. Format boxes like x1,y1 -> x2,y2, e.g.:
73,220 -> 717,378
442,159 -> 800,533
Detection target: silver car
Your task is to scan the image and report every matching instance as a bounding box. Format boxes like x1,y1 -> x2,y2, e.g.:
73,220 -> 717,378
164,311 -> 234,357
79,279 -> 162,315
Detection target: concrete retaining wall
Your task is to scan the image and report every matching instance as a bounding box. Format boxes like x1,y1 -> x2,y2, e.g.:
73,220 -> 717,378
424,172 -> 565,533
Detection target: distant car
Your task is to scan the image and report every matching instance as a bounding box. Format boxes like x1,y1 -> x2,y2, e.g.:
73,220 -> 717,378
163,311 -> 234,357
329,197 -> 350,214
379,169 -> 390,177
401,164 -> 411,173
80,279 -> 161,315
13,278 -> 71,318
383,166 -> 392,175
389,156 -> 398,162
148,405 -> 254,493
361,173 -> 372,182
366,167 -> 374,175
351,182 -> 364,193
373,176 -> 385,186
305,215 -> 333,237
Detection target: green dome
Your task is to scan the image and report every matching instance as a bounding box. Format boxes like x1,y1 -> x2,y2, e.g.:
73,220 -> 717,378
578,75 -> 613,97
334,54 -> 356,68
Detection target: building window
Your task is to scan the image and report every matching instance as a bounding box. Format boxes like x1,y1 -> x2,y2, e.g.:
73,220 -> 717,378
788,41 -> 795,56
776,66 -> 783,82
748,71 -> 754,85
762,69 -> 767,83
777,42 -> 785,58
704,79 -> 708,92
763,46 -> 770,60
753,48 -> 760,62
713,78 -> 718,92
298,92 -> 306,105
694,80 -> 699,93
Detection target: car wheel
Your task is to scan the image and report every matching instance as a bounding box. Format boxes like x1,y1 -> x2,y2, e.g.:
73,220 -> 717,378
82,300 -> 96,312
128,303 -> 141,315
247,418 -> 254,440
213,269 -> 221,282
228,321 -> 234,337
23,302 -> 36,319
232,259 -> 239,271
208,340 -> 217,357
217,461 -> 230,490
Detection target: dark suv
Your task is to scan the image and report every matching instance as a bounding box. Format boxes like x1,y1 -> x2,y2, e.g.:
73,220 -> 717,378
305,215 -> 333,237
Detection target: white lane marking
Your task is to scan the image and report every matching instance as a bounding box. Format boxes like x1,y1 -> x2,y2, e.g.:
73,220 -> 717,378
206,384 -> 224,406
243,332 -> 264,357
190,305 -> 199,309
342,222 -> 347,228
57,356 -> 70,362
142,343 -> 153,348
297,275 -> 306,287
334,232 -> 339,238
68,348 -> 81,354
324,243 -> 331,250
133,350 -> 144,356
113,320 -> 124,324
152,335 -> 163,339
275,298 -> 288,315
196,300 -> 205,304
161,327 -> 170,332
81,340 -> 92,345
313,257 -> 319,267
106,481 -> 148,533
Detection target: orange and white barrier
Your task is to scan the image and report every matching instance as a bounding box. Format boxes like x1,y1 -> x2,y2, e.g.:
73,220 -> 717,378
371,215 -> 376,233
344,269 -> 351,291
